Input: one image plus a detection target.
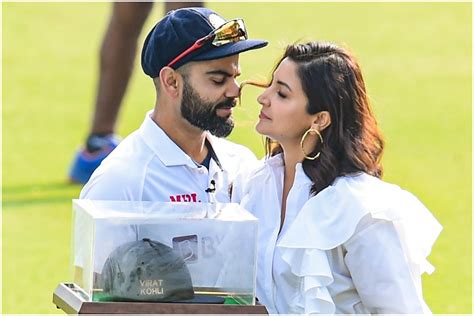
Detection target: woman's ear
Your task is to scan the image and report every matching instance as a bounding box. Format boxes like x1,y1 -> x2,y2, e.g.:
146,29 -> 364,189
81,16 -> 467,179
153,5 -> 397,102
158,66 -> 181,98
311,111 -> 331,132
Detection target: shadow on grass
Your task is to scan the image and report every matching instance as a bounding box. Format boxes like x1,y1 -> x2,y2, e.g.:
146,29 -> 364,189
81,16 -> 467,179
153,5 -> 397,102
2,181 -> 82,209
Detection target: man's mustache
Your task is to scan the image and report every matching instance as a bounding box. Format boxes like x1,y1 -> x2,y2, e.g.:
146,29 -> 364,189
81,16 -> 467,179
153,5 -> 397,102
215,98 -> 237,110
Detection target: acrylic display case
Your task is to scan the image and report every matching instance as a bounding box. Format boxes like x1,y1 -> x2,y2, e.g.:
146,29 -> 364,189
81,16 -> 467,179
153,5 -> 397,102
71,200 -> 259,306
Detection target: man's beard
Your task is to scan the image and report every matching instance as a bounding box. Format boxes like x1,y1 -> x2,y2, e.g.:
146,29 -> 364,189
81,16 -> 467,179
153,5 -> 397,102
180,79 -> 235,138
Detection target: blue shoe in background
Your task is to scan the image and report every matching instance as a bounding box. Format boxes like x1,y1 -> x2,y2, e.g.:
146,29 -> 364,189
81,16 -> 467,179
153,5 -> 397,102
69,134 -> 121,184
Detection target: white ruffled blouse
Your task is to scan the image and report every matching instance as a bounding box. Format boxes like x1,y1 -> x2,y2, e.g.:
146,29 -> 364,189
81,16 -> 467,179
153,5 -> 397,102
232,154 -> 442,314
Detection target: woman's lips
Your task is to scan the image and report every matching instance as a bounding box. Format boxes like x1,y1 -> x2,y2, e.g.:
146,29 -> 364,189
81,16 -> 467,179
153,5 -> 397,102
259,111 -> 271,120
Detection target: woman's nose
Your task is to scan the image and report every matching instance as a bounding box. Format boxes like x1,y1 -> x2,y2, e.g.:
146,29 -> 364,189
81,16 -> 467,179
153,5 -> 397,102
257,90 -> 269,106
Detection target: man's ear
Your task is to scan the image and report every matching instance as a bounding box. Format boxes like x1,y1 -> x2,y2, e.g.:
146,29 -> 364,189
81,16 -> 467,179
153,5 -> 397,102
158,66 -> 181,98
310,111 -> 331,132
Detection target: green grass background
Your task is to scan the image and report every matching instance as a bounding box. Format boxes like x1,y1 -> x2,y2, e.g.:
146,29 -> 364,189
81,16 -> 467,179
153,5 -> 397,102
2,2 -> 471,313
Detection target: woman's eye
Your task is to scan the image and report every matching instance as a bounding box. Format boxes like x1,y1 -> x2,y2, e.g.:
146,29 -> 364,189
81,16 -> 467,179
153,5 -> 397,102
277,91 -> 287,99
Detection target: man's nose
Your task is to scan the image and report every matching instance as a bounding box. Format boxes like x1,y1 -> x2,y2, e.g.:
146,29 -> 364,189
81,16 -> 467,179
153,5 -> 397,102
225,79 -> 241,99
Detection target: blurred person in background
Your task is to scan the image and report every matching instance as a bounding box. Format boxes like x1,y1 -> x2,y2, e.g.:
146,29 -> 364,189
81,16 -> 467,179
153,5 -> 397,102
69,2 -> 203,184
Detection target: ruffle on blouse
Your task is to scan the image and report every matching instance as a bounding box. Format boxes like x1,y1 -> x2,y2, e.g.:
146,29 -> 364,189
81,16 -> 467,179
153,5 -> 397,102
279,247 -> 335,313
277,173 -> 443,314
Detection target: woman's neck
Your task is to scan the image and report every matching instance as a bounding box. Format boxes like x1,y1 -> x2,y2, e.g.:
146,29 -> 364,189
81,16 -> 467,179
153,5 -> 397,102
280,142 -> 305,175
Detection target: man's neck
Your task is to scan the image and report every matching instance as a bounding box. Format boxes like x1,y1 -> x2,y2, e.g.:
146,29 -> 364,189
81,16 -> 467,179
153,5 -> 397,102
151,107 -> 209,164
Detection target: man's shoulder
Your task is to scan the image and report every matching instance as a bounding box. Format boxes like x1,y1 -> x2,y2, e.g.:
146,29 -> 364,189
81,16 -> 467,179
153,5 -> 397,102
79,132 -> 155,200
101,129 -> 163,166
79,160 -> 145,200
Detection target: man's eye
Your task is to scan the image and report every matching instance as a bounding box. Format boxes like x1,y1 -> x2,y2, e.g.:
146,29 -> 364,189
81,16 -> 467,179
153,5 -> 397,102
212,79 -> 225,85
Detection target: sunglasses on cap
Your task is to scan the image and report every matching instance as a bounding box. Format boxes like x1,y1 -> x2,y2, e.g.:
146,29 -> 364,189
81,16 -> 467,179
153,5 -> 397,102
167,19 -> 248,68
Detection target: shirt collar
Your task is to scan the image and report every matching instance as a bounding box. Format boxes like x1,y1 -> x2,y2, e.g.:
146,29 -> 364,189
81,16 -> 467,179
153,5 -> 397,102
264,153 -> 312,187
295,163 -> 313,188
264,153 -> 285,167
138,111 -> 224,169
204,135 -> 224,170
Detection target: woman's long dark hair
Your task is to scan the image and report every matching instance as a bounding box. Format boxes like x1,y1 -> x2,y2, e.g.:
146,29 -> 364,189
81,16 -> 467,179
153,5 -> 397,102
267,41 -> 384,195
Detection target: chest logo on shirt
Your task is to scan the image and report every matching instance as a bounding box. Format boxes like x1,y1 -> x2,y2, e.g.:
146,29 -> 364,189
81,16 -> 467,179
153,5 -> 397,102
169,193 -> 200,203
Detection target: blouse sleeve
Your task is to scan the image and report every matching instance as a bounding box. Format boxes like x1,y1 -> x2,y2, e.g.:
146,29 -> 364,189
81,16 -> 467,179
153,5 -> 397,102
343,215 -> 429,314
230,159 -> 264,203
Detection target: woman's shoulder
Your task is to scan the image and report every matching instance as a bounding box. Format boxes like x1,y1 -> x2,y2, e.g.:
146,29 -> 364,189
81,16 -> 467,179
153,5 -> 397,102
320,172 -> 424,214
327,172 -> 400,197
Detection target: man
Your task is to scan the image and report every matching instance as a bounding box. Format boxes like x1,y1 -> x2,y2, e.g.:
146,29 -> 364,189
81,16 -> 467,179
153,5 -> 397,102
69,2 -> 204,184
80,7 -> 268,202
74,8 -> 267,289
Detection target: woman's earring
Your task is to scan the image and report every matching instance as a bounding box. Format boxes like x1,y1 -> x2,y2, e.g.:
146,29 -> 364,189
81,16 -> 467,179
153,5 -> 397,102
300,128 -> 323,160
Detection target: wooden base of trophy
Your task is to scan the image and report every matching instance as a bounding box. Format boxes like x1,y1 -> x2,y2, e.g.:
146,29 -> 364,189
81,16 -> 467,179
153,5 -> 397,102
53,283 -> 268,314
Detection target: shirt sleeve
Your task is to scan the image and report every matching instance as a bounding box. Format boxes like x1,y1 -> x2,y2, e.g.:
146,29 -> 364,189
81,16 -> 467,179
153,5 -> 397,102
343,216 -> 428,313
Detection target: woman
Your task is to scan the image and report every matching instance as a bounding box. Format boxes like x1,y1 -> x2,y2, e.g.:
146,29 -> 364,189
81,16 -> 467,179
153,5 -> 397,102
234,41 -> 442,314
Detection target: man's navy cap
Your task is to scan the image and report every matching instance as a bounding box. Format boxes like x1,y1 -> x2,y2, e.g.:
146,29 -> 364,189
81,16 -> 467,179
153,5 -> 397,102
99,238 -> 194,302
141,7 -> 268,78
